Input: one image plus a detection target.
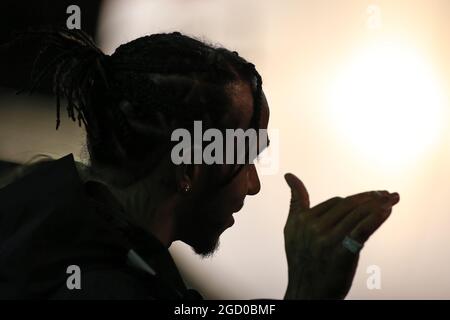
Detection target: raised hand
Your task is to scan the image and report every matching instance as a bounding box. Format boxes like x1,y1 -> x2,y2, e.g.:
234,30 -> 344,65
283,173 -> 400,300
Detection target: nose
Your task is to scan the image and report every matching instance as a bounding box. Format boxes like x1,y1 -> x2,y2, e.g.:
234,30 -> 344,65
247,164 -> 261,196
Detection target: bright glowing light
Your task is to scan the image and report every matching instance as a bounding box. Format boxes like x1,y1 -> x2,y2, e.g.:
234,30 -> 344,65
328,41 -> 446,168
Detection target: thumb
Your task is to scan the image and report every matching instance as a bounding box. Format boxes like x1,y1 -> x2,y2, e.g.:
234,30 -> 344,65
284,173 -> 310,213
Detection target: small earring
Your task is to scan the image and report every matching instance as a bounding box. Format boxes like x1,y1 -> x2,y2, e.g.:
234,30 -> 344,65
183,184 -> 191,193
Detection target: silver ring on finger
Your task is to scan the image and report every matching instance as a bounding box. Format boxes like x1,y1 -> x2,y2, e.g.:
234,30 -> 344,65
342,236 -> 363,254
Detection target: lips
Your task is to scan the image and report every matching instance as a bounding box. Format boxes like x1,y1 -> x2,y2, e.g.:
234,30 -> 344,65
218,202 -> 243,230
226,202 -> 244,228
226,215 -> 235,228
233,202 -> 244,213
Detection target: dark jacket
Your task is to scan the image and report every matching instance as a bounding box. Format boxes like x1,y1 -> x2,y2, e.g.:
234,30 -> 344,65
0,154 -> 202,300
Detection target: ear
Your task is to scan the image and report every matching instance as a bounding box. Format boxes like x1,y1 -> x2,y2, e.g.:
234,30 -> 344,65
174,163 -> 204,194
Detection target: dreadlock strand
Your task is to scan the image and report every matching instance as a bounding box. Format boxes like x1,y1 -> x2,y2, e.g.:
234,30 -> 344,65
55,86 -> 61,130
27,50 -> 74,96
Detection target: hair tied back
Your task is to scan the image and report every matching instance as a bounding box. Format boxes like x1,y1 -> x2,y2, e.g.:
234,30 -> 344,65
13,27 -> 111,131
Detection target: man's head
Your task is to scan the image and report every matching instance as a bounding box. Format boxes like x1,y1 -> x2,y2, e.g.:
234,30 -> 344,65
34,29 -> 270,256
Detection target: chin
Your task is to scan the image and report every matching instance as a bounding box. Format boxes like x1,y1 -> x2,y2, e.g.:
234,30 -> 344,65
192,237 -> 221,258
183,212 -> 234,257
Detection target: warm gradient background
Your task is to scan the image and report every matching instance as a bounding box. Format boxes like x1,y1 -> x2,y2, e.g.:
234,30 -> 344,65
1,0 -> 450,299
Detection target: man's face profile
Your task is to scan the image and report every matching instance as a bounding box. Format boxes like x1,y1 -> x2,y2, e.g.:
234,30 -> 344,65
174,87 -> 270,257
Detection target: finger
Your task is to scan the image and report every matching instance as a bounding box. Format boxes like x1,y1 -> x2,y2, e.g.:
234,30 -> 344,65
309,196 -> 343,216
284,173 -> 310,213
330,193 -> 400,241
317,190 -> 391,229
348,193 -> 400,243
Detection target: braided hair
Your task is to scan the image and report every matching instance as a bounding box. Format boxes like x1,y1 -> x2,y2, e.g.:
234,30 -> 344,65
20,28 -> 264,188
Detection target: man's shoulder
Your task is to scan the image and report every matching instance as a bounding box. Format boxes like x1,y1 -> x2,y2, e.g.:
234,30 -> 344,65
49,265 -> 157,300
50,264 -> 204,300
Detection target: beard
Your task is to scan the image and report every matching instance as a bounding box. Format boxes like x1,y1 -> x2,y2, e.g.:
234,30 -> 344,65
179,212 -> 226,258
189,219 -> 224,257
176,189 -> 232,258
192,237 -> 221,258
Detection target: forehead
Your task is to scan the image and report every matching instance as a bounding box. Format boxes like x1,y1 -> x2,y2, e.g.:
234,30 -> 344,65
223,81 -> 270,130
